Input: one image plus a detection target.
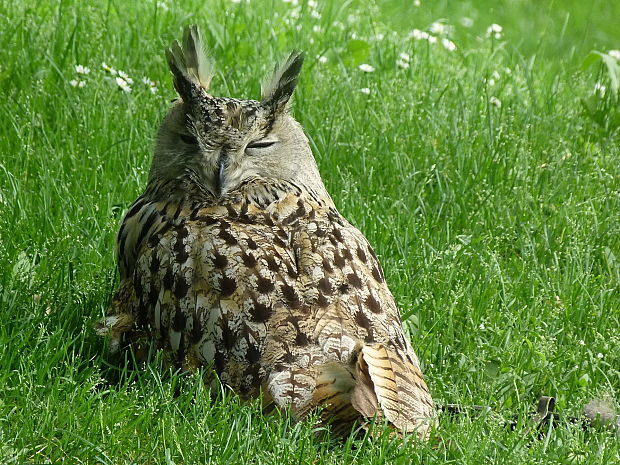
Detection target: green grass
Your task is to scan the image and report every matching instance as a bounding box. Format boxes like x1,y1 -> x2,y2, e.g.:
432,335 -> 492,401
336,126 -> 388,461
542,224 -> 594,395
1,0 -> 619,463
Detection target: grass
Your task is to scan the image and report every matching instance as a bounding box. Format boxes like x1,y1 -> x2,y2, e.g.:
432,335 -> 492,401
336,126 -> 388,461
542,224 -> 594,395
1,0 -> 619,463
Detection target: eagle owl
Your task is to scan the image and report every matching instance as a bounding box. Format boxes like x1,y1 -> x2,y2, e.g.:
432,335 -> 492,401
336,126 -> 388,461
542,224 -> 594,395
98,25 -> 434,437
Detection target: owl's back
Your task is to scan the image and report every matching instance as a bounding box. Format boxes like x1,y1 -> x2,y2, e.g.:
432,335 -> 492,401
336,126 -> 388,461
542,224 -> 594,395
101,180 -> 433,435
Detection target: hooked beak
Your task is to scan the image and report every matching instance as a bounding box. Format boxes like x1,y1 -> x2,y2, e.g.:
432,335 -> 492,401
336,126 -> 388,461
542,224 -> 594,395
216,158 -> 225,196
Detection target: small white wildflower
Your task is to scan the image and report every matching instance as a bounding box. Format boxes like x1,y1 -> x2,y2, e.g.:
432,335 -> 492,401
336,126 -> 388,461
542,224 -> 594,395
317,55 -> 328,64
116,76 -> 132,93
487,23 -> 503,39
479,323 -> 486,330
491,70 -> 501,80
308,0 -> 318,7
504,67 -> 512,74
142,77 -> 158,93
489,96 -> 501,108
332,20 -> 345,30
413,0 -> 421,6
396,59 -> 410,69
594,82 -> 607,97
409,29 -> 429,40
427,35 -> 437,44
231,0 -> 241,3
290,9 -> 300,19
579,340 -> 585,346
312,25 -> 321,33
460,17 -> 474,28
358,63 -> 375,73
442,38 -> 456,51
597,352 -> 604,359
608,50 -> 620,60
359,87 -> 371,95
296,24 -> 303,31
310,9 -> 321,19
429,21 -> 446,35
117,70 -> 134,85
75,64 -> 90,75
156,1 -> 169,12
374,32 -> 385,41
399,52 -> 411,62
69,79 -> 86,88
487,78 -> 496,86
101,62 -> 117,75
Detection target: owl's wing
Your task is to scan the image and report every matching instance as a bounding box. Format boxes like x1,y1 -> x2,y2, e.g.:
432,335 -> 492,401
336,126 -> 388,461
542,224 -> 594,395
277,212 -> 434,436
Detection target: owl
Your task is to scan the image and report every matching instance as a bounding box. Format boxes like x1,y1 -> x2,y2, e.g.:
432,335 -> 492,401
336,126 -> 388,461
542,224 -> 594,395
97,25 -> 434,438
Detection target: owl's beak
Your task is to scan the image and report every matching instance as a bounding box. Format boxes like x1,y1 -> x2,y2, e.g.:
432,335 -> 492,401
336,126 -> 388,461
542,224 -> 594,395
216,158 -> 225,196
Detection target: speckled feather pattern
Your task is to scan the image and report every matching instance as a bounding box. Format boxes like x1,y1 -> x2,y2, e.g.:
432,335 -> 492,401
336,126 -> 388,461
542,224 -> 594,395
99,27 -> 434,438
105,177 -> 434,436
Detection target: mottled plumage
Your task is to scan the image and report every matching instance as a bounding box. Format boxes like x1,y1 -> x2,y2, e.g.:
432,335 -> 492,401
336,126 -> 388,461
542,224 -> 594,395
98,26 -> 434,438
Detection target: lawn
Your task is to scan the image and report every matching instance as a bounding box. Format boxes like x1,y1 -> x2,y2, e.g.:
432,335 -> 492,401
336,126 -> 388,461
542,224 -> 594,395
1,0 -> 619,463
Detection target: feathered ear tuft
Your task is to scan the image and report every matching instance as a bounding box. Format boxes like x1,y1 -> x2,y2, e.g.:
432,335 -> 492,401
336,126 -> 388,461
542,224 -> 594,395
165,25 -> 215,101
261,50 -> 305,111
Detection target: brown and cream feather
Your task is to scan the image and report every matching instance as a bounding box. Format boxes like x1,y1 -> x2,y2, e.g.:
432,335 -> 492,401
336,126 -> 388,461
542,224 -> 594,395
97,25 -> 434,438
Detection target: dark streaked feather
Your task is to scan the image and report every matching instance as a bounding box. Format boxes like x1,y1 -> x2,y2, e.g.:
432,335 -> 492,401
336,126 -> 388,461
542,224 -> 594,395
261,51 -> 305,110
166,25 -> 215,101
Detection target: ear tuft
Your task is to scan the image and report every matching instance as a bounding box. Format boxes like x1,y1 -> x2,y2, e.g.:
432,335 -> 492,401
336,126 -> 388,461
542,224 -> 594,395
166,25 -> 215,101
261,50 -> 305,110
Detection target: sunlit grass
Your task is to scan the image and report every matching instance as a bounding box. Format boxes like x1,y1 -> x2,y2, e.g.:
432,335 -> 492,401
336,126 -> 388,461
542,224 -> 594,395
1,0 -> 618,463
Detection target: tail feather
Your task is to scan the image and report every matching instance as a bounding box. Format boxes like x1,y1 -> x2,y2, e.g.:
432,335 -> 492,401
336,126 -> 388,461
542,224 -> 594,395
271,343 -> 434,438
353,343 -> 434,436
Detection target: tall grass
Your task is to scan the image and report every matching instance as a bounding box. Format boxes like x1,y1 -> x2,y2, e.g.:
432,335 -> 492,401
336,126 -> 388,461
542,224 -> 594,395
0,0 -> 618,463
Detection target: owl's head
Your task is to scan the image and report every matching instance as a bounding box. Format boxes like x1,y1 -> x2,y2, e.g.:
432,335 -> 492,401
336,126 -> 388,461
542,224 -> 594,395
150,26 -> 327,201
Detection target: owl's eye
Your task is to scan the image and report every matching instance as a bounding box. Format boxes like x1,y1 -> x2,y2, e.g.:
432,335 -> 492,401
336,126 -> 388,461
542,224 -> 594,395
246,140 -> 276,149
179,133 -> 198,145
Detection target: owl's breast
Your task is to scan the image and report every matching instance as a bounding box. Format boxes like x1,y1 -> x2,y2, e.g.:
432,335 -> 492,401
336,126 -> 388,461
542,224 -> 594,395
131,208 -> 300,396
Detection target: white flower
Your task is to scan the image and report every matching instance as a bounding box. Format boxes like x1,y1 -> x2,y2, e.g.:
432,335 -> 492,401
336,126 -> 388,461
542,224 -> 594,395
317,55 -> 328,64
441,38 -> 456,51
312,25 -> 321,33
487,78 -> 496,86
479,323 -> 486,330
409,29 -> 429,40
429,21 -> 446,35
359,87 -> 371,95
358,63 -> 375,73
594,82 -> 606,97
396,59 -> 410,69
117,70 -> 133,85
101,62 -> 117,75
460,17 -> 474,28
230,0 -> 241,3
504,67 -> 512,74
608,50 -> 620,60
283,0 -> 299,4
491,70 -> 500,80
308,0 -> 318,7
486,23 -> 503,39
69,79 -> 86,88
116,76 -> 132,93
413,0 -> 421,6
156,1 -> 169,11
310,9 -> 321,18
597,353 -> 604,359
489,96 -> 501,108
374,33 -> 385,41
399,52 -> 411,62
427,35 -> 437,44
579,340 -> 585,346
142,77 -> 158,93
75,64 -> 90,74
